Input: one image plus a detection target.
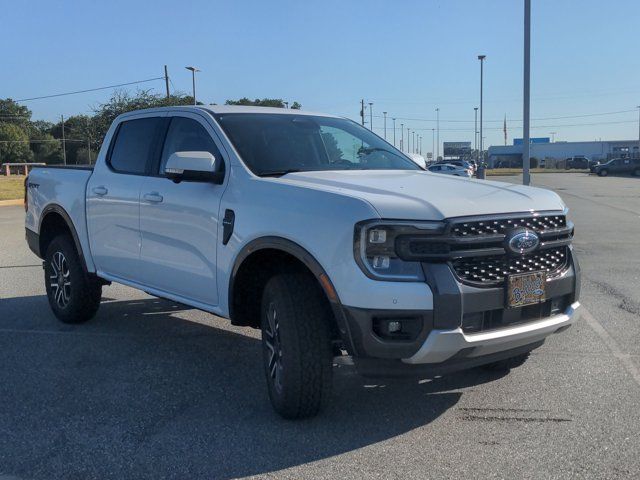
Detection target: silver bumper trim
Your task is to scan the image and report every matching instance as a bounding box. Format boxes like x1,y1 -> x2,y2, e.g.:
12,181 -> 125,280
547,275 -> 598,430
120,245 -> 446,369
402,301 -> 581,364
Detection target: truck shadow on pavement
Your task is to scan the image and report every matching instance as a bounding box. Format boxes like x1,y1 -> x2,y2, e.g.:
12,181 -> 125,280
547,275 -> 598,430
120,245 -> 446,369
0,295 -> 506,479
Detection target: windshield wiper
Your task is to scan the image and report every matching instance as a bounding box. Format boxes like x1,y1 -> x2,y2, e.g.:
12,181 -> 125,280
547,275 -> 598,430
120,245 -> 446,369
257,169 -> 302,177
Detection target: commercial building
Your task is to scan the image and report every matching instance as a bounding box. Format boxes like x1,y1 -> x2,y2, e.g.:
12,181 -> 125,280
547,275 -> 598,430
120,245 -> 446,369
487,139 -> 640,168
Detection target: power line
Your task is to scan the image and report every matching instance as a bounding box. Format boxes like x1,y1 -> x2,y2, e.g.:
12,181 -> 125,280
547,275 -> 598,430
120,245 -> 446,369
371,109 -> 638,124
15,77 -> 165,102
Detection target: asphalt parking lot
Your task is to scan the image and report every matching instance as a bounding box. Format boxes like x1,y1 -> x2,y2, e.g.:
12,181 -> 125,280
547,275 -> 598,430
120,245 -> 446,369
1,172 -> 639,479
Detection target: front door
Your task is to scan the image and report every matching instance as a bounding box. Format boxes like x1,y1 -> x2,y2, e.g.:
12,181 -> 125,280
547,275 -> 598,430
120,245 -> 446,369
138,113 -> 226,307
87,115 -> 166,281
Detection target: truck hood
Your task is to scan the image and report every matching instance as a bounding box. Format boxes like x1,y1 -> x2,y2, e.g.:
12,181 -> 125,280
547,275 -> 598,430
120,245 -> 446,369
280,170 -> 565,220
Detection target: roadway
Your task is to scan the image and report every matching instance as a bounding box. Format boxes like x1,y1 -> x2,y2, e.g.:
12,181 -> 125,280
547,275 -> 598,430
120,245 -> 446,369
0,172 -> 638,479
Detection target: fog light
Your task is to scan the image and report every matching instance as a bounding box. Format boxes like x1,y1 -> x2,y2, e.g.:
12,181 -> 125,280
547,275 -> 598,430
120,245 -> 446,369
550,297 -> 563,315
372,255 -> 390,269
388,321 -> 402,333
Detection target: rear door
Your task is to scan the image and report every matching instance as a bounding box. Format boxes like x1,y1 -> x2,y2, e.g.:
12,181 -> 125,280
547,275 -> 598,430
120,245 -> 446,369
87,114 -> 166,282
137,112 -> 227,307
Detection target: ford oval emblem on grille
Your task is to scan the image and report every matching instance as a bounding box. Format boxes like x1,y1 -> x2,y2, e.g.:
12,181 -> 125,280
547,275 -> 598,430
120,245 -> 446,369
507,229 -> 540,254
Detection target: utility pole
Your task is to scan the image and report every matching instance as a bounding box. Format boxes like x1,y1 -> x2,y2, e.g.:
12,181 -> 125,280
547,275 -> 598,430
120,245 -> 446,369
436,108 -> 440,160
368,102 -> 373,131
61,115 -> 67,166
474,107 -> 478,159
407,129 -> 410,153
164,65 -> 170,98
400,123 -> 404,151
185,66 -> 200,105
392,118 -> 396,146
522,0 -> 531,185
360,99 -> 365,125
413,131 -> 416,153
478,54 -> 486,177
86,117 -> 92,165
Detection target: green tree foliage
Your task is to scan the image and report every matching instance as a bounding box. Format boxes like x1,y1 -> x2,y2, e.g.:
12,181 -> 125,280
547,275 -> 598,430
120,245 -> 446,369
225,97 -> 302,109
0,123 -> 33,163
0,91 -> 302,166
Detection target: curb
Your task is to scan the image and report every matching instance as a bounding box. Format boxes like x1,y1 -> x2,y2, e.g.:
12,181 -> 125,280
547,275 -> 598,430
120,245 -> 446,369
0,199 -> 23,207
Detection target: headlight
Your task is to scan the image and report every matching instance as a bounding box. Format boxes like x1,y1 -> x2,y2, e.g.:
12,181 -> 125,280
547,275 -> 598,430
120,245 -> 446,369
354,220 -> 445,281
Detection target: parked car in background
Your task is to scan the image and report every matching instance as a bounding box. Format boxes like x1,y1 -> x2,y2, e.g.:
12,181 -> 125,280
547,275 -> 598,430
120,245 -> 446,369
439,159 -> 474,175
428,163 -> 472,177
594,157 -> 640,177
565,156 -> 590,170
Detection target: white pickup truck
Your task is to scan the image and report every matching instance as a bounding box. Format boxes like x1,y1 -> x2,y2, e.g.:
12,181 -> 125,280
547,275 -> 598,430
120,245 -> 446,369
25,106 -> 581,419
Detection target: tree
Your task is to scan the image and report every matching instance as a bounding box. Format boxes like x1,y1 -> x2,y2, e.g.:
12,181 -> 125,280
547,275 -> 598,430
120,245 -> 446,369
290,102 -> 302,110
0,122 -> 33,163
30,132 -> 63,164
90,89 -> 194,151
225,98 -> 302,109
0,99 -> 32,128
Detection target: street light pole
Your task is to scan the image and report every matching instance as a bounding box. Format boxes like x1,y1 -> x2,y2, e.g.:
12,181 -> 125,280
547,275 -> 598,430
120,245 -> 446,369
368,102 -> 373,131
383,111 -> 387,139
637,106 -> 640,158
474,107 -> 478,159
478,55 -> 486,177
432,128 -> 435,162
400,124 -> 404,151
436,108 -> 440,160
522,0 -> 531,185
392,118 -> 396,146
185,66 -> 200,105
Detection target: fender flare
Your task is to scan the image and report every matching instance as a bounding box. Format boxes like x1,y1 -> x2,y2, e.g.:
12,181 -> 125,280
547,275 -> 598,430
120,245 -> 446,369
228,236 -> 354,348
39,204 -> 89,273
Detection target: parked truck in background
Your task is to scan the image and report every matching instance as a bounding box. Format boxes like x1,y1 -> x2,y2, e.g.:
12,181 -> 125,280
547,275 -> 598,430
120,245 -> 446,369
25,106 -> 581,419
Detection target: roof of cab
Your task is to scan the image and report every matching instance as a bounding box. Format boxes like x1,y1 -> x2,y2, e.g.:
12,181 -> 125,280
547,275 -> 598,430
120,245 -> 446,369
118,104 -> 340,117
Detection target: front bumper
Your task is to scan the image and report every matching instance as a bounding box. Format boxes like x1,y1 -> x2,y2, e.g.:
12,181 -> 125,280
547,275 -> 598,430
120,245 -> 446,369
403,301 -> 580,364
340,247 -> 581,368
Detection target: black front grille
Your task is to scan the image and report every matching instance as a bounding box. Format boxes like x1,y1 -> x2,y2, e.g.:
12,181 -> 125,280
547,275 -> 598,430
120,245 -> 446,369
451,215 -> 566,237
451,247 -> 569,285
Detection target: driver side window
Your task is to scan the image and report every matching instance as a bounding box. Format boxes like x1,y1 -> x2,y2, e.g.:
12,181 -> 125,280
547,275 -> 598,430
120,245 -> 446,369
160,117 -> 222,174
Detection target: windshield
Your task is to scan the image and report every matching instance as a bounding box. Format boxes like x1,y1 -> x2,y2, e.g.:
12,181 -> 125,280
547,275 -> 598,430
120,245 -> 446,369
214,113 -> 420,176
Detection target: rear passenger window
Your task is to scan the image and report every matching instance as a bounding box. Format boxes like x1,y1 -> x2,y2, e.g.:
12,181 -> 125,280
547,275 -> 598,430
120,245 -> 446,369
109,117 -> 164,174
159,117 -> 222,174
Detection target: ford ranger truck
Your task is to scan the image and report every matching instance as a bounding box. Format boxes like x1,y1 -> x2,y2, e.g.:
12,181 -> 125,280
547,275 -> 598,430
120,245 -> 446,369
25,106 -> 581,419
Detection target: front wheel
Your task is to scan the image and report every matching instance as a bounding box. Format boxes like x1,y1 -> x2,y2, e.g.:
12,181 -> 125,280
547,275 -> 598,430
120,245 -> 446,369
261,272 -> 333,419
44,235 -> 102,324
598,169 -> 609,177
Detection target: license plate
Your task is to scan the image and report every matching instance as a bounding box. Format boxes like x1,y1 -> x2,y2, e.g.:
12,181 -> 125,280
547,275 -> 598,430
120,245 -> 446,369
507,271 -> 546,307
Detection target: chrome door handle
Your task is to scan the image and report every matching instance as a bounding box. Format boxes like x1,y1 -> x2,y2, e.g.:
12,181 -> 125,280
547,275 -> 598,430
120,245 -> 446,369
143,192 -> 163,203
92,186 -> 108,196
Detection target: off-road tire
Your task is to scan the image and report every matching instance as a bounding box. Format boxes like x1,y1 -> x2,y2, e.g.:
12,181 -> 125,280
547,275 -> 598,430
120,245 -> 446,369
260,272 -> 333,419
481,353 -> 530,372
44,234 -> 102,324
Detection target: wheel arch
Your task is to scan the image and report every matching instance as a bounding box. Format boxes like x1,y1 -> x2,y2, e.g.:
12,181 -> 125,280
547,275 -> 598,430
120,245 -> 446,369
228,236 -> 354,350
39,204 -> 89,273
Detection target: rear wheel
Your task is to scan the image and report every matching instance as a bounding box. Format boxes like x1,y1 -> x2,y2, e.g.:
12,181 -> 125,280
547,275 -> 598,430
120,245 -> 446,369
261,272 -> 333,419
44,235 -> 102,324
598,169 -> 608,177
633,167 -> 640,177
481,353 -> 530,372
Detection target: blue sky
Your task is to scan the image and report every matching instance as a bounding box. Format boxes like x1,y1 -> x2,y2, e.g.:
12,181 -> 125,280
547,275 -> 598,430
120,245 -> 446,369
2,0 -> 640,152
